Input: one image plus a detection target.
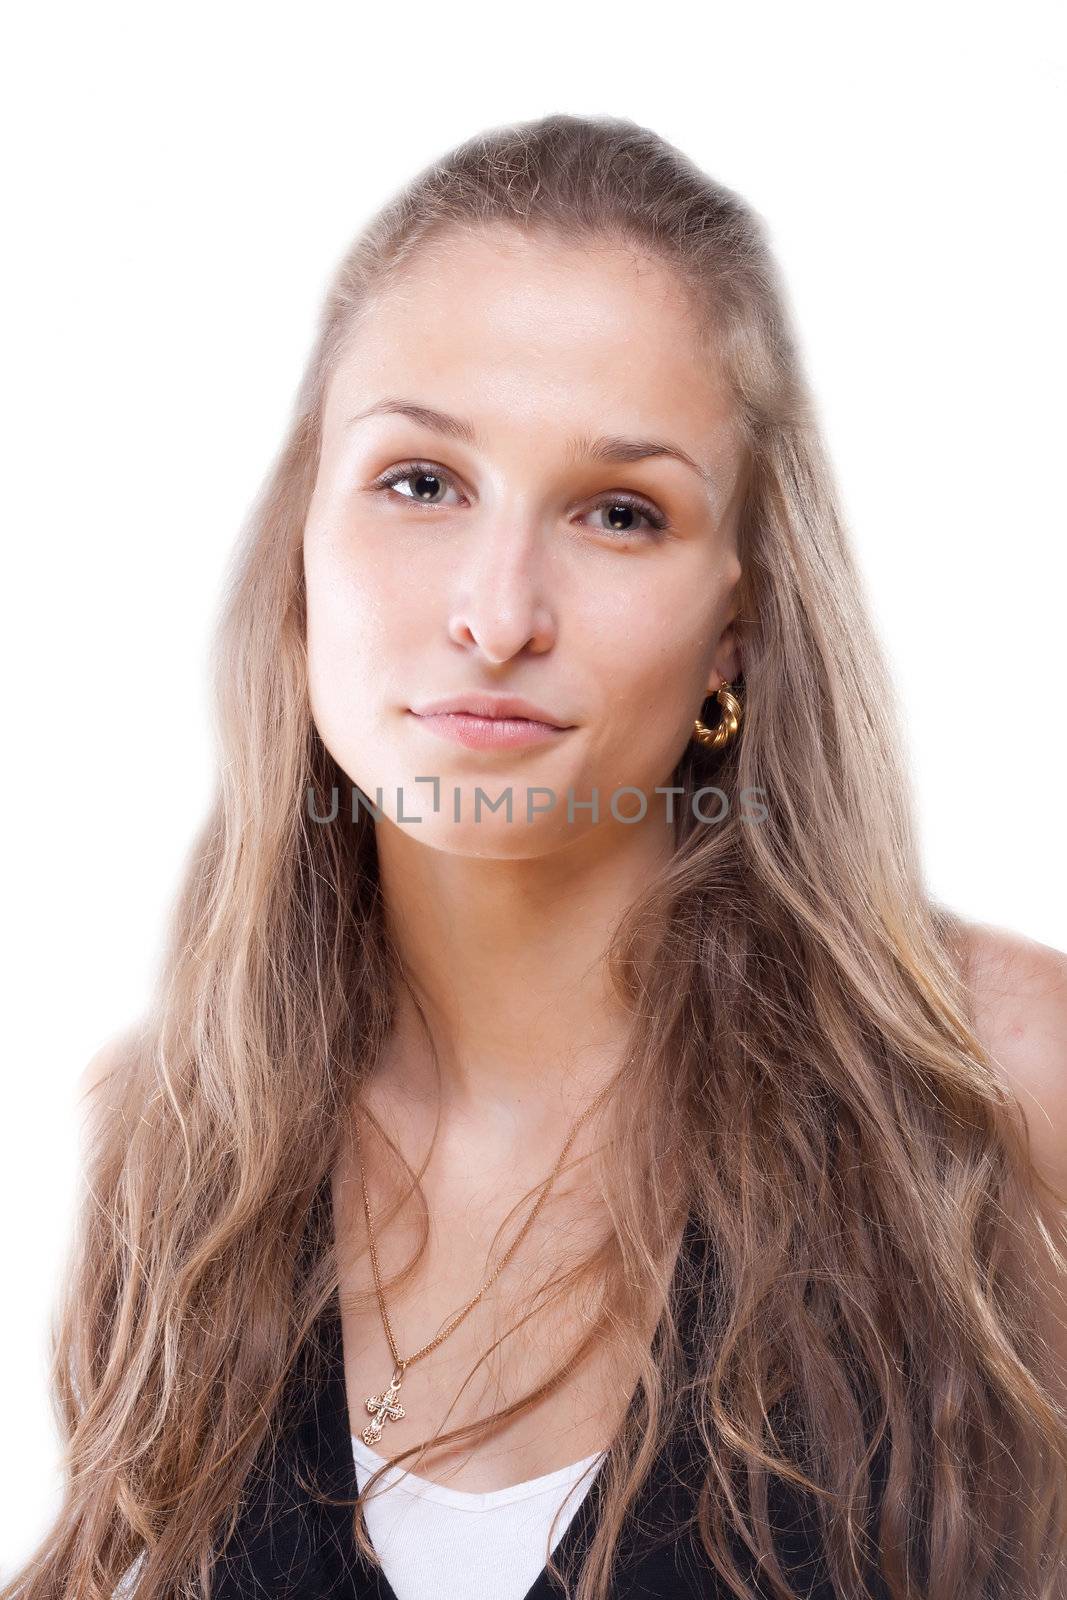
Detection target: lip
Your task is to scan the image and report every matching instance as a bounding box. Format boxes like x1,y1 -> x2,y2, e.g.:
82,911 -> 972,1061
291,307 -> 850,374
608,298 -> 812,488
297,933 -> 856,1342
407,693 -> 575,752
410,693 -> 573,727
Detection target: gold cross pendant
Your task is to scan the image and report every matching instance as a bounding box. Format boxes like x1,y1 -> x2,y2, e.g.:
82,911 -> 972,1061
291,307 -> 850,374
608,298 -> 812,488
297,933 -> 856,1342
362,1366 -> 406,1447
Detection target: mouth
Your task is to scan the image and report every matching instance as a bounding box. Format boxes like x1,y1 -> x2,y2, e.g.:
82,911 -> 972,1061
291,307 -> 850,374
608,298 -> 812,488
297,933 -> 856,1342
409,693 -> 573,728
407,697 -> 575,752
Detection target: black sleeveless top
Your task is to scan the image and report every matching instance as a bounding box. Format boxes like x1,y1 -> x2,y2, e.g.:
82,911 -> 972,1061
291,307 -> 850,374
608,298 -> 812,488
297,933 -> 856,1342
206,1207 -> 892,1598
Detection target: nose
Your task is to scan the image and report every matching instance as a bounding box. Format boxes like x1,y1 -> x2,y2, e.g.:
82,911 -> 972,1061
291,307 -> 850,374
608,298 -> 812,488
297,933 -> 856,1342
446,513 -> 557,663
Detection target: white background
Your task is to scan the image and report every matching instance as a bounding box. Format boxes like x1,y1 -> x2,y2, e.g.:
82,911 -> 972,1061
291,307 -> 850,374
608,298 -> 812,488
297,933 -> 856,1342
2,0 -> 1064,1572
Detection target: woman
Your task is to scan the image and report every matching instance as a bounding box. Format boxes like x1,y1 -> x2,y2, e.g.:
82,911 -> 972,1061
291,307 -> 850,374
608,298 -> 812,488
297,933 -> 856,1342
6,113 -> 1066,1600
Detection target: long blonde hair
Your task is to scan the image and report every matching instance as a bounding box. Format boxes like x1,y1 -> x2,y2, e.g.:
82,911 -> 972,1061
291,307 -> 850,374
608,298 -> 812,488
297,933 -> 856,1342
6,113 -> 1065,1600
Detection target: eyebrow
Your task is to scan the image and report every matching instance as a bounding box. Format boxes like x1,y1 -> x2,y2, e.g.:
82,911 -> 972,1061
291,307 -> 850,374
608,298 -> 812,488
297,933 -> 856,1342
343,398 -> 720,494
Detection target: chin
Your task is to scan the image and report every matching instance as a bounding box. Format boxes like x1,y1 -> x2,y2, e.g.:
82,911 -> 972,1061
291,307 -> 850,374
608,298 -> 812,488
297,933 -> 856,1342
376,785 -> 592,858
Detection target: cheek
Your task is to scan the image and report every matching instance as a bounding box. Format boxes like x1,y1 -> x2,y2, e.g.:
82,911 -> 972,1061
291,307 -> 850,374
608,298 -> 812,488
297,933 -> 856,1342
576,576 -> 717,711
615,637 -> 708,740
304,529 -> 422,679
302,532 -> 415,771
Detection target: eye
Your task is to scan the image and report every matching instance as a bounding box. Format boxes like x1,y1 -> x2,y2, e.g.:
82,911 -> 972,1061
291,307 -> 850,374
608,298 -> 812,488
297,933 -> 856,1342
373,461 -> 465,508
582,494 -> 669,541
369,461 -> 671,542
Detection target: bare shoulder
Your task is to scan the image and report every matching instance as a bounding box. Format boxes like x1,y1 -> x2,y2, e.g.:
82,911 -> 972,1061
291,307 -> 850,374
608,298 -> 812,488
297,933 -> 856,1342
77,1029 -> 138,1110
960,918 -> 1067,1191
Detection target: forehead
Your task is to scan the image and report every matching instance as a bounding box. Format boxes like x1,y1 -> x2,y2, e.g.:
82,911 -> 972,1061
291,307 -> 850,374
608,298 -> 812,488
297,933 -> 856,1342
324,225 -> 739,467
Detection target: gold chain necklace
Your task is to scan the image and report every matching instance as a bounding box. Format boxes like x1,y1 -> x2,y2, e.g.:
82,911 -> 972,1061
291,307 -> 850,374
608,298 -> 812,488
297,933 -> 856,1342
353,1083 -> 611,1448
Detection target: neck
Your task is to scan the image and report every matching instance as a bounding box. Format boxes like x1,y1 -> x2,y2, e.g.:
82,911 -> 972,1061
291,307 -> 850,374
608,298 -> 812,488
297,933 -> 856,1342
367,810 -> 674,1139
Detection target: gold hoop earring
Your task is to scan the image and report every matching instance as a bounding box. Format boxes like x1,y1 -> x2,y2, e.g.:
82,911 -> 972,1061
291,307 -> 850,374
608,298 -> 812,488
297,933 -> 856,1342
692,683 -> 743,750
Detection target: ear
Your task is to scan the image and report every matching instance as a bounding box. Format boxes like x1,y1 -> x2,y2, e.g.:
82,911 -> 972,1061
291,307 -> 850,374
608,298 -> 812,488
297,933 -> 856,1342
705,621 -> 744,697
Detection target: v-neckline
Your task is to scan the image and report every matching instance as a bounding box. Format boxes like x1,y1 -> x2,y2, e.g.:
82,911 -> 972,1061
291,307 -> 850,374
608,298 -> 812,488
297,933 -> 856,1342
304,1198 -> 712,1600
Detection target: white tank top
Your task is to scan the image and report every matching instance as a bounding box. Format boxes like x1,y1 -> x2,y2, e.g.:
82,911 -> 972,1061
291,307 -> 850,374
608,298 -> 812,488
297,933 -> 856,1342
351,1434 -> 607,1600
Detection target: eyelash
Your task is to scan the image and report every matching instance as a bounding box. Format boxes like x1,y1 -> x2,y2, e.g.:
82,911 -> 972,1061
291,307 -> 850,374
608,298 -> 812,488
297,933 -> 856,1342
370,460 -> 671,541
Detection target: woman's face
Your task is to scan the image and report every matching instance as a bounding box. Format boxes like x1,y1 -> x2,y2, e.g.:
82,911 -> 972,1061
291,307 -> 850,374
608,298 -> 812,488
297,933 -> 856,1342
304,224 -> 745,856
